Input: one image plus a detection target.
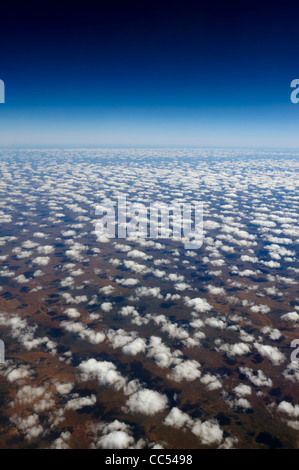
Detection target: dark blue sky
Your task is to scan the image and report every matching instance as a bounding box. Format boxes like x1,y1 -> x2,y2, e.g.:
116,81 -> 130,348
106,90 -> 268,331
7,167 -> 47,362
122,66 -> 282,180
0,0 -> 299,147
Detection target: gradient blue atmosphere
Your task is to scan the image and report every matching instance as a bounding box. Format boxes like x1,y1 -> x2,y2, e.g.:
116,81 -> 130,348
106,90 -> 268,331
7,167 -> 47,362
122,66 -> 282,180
0,0 -> 299,148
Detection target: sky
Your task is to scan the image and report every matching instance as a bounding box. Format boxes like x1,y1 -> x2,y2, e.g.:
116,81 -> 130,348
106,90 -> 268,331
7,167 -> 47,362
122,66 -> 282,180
0,0 -> 299,148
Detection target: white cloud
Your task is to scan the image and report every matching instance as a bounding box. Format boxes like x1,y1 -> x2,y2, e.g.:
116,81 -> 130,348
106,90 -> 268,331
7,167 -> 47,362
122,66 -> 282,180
254,342 -> 285,365
184,297 -> 212,313
51,431 -> 71,449
281,311 -> 299,322
163,407 -> 193,429
277,401 -> 299,418
97,430 -> 135,449
64,307 -> 80,318
65,394 -> 96,411
218,342 -> 251,357
239,366 -> 272,387
37,245 -> 54,255
32,256 -> 50,266
99,285 -> 115,295
101,302 -> 113,312
191,419 -> 223,446
127,249 -> 152,260
233,383 -> 251,397
168,360 -> 201,382
78,359 -> 126,391
116,277 -> 140,287
200,373 -> 222,391
125,389 -> 168,415
55,382 -> 74,395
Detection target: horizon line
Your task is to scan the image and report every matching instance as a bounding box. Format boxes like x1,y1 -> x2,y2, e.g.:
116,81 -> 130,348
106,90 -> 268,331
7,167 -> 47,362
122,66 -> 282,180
0,145 -> 299,151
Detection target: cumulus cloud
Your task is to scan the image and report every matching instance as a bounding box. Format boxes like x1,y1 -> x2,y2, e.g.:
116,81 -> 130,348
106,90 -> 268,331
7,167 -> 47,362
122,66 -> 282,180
14,385 -> 46,405
97,429 -> 135,449
261,326 -> 281,341
135,286 -> 162,299
14,274 -> 30,284
37,245 -> 54,255
1,147 -> 297,449
10,413 -> 44,441
99,285 -> 115,295
127,249 -> 152,260
184,297 -> 212,313
55,382 -> 74,395
107,328 -> 146,356
51,431 -> 71,449
250,304 -> 271,315
4,364 -> 33,383
89,420 -> 151,449
206,285 -> 226,295
78,359 -> 126,391
122,337 -> 147,356
163,407 -> 193,429
32,256 -> 50,266
163,406 -> 229,447
282,363 -> 299,383
281,311 -> 299,322
233,383 -> 251,397
191,419 -> 223,446
239,366 -> 273,387
205,317 -> 227,330
217,342 -> 251,357
168,360 -> 201,382
200,373 -> 222,391
116,277 -> 140,287
64,307 -> 80,319
125,389 -> 168,415
277,401 -> 299,418
0,312 -> 50,351
65,394 -> 96,411
254,342 -> 285,365
101,302 -> 113,312
61,320 -> 105,345
146,335 -> 182,368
